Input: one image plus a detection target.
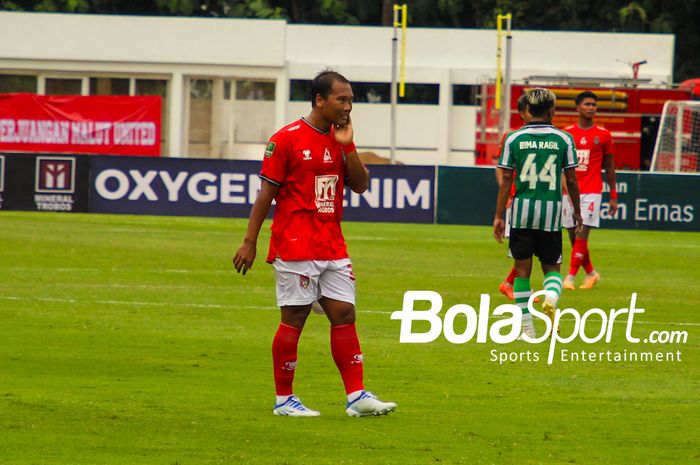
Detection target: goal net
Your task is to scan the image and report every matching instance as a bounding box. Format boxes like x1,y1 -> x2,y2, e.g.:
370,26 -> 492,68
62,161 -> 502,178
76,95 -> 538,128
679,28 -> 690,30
651,101 -> 700,172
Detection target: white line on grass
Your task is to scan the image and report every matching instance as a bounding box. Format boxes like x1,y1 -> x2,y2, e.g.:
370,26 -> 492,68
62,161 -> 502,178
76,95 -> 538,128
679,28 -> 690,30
2,296 -> 698,326
0,296 -> 266,310
3,267 -> 229,274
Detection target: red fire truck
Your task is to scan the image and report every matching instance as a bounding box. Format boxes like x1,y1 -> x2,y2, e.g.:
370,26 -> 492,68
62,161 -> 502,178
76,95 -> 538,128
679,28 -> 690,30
475,82 -> 694,170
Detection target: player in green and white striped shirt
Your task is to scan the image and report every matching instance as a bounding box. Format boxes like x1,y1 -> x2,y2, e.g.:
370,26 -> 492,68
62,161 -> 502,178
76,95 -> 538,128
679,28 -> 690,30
493,88 -> 583,339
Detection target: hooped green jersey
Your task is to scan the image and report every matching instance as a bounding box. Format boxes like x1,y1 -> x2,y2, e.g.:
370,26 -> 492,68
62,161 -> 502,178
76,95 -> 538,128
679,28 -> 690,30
498,123 -> 578,232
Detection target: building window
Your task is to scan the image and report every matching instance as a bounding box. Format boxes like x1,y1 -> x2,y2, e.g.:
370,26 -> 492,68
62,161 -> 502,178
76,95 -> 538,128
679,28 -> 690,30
453,85 -> 479,105
400,83 -> 439,104
0,74 -> 37,93
235,80 -> 275,100
352,82 -> 391,103
136,79 -> 169,156
290,79 -> 312,102
290,79 -> 439,104
90,78 -> 129,95
45,78 -> 82,95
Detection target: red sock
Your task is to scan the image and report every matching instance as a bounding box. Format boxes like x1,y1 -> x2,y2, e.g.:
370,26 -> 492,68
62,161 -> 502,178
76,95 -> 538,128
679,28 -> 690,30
568,238 -> 589,277
272,323 -> 302,396
506,267 -> 517,285
330,323 -> 364,394
582,250 -> 594,274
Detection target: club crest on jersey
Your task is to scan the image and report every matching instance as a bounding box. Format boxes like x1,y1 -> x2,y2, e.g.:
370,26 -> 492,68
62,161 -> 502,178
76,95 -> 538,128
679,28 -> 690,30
323,147 -> 332,163
594,136 -> 600,145
302,149 -> 312,160
314,175 -> 338,214
299,275 -> 310,288
264,142 -> 276,158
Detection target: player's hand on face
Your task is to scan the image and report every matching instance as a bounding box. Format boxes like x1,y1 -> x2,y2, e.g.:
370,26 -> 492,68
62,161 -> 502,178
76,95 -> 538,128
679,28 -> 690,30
493,218 -> 505,243
608,198 -> 619,216
333,114 -> 354,145
573,213 -> 584,235
233,240 -> 256,275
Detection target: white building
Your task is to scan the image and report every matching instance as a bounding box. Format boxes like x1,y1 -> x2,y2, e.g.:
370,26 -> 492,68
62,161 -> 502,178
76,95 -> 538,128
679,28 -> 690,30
0,12 -> 675,165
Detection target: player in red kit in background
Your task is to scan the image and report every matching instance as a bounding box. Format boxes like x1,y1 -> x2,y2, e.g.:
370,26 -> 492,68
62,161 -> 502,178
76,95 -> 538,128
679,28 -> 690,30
562,91 -> 618,289
233,70 -> 397,417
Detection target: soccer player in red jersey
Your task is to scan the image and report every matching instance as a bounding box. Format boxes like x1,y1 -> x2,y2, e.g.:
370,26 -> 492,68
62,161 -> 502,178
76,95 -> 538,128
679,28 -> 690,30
233,70 -> 397,417
561,91 -> 618,289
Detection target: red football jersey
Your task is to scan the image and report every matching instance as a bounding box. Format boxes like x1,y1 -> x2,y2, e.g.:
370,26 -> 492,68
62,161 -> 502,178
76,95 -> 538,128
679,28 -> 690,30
260,118 -> 349,263
564,124 -> 614,193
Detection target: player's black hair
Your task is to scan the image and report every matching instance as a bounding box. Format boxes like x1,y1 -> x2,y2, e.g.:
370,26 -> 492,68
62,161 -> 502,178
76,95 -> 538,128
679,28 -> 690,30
311,69 -> 350,107
517,93 -> 528,113
526,88 -> 556,118
575,90 -> 598,105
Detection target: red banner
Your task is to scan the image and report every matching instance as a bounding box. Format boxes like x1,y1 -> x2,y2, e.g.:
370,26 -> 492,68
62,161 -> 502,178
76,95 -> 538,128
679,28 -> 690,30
0,93 -> 161,156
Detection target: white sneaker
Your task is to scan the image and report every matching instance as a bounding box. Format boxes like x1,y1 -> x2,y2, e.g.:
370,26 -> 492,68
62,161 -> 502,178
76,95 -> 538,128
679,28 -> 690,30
273,395 -> 320,417
346,391 -> 397,417
517,322 -> 537,340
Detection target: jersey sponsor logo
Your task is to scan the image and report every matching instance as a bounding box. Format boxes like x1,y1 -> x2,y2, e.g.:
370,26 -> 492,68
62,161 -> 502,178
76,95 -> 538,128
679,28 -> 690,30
36,156 -> 75,193
576,149 -> 590,172
299,275 -> 310,288
286,124 -> 300,132
302,149 -> 312,160
264,141 -> 276,158
580,136 -> 587,146
315,175 -> 338,214
323,147 -> 332,163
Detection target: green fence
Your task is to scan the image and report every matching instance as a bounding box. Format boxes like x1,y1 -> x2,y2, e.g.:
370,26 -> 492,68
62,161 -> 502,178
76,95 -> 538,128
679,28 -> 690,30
437,166 -> 700,232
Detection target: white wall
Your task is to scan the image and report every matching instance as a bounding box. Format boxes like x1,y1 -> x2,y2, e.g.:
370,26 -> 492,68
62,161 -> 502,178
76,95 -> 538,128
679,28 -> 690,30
0,12 -> 286,67
286,24 -> 675,84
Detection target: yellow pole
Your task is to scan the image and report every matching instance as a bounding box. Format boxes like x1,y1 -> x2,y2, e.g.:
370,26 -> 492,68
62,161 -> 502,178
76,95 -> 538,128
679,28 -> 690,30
495,13 -> 511,110
394,4 -> 407,98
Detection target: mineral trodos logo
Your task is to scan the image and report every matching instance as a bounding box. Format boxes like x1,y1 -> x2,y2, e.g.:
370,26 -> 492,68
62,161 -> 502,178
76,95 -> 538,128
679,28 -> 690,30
315,175 -> 338,213
36,157 -> 75,193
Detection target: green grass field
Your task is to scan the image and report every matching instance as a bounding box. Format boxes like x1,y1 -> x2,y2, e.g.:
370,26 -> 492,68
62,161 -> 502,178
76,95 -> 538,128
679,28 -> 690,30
1,211 -> 698,465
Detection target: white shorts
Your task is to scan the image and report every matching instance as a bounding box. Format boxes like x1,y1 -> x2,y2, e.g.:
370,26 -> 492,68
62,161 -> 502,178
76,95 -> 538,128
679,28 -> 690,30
272,258 -> 356,307
562,193 -> 602,229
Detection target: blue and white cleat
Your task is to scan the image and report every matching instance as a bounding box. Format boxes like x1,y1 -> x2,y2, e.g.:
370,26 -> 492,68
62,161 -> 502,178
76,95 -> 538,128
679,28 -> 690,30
345,391 -> 397,417
273,395 -> 320,417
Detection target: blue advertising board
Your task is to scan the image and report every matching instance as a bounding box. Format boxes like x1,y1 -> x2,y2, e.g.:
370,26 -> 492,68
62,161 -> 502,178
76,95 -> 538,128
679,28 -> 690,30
90,156 -> 435,223
91,156 -> 262,217
343,164 -> 435,223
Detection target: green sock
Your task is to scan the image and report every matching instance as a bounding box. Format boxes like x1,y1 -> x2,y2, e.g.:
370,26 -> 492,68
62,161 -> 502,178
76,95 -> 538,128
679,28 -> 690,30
513,277 -> 531,320
543,271 -> 563,306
